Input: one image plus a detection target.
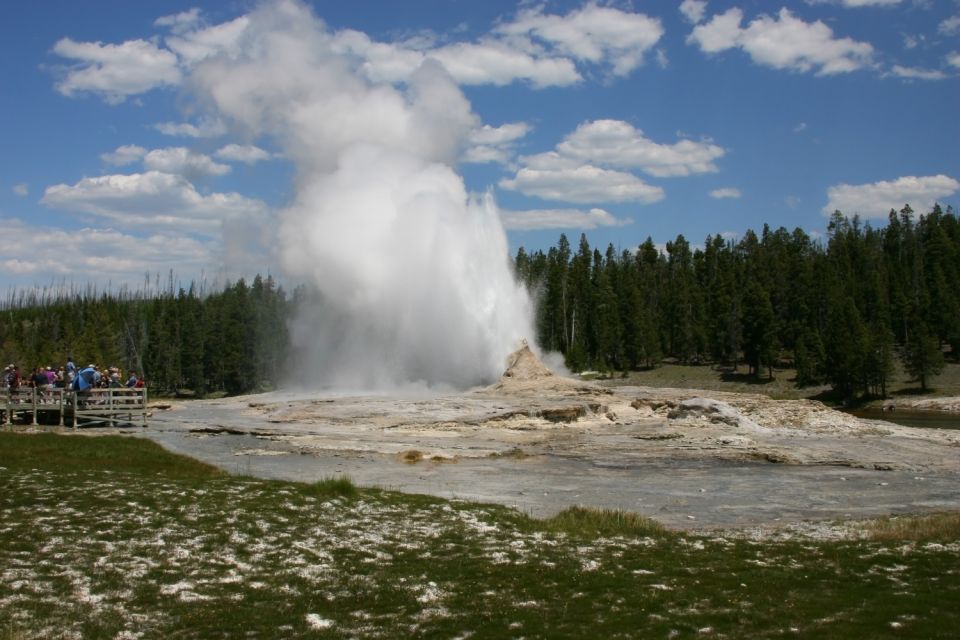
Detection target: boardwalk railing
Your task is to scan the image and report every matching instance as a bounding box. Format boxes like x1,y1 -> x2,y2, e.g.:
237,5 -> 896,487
1,387 -> 148,429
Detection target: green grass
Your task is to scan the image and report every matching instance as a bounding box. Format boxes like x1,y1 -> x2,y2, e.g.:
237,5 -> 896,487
1,433 -> 958,638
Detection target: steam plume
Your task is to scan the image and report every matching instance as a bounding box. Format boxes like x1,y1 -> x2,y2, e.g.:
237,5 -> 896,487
187,0 -> 534,388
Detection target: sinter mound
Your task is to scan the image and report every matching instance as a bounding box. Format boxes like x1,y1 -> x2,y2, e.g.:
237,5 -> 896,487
489,342 -> 598,395
501,342 -> 554,381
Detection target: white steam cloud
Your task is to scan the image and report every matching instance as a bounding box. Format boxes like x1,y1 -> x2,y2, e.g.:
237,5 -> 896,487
185,0 -> 534,389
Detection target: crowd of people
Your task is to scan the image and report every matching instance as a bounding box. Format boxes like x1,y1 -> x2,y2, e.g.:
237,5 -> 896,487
3,357 -> 144,395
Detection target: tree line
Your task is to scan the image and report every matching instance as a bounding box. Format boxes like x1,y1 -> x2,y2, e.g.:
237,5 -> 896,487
2,205 -> 956,401
1,275 -> 290,396
514,204 -> 958,400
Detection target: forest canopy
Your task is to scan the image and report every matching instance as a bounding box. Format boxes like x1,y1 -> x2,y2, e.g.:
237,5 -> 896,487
1,205 -> 956,400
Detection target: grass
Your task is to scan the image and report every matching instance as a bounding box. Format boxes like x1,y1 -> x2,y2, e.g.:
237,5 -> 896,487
863,512 -> 960,542
1,433 -> 959,639
610,361 -> 960,403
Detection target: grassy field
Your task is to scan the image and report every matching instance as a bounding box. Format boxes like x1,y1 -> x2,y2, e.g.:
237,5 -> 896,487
607,361 -> 960,403
2,433 -> 959,639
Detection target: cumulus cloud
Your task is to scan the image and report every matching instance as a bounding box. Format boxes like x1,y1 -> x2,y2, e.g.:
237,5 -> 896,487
102,144 -> 233,178
12,183 -> 28,197
154,8 -> 202,34
680,0 -> 708,24
100,145 -> 147,166
938,15 -> 960,35
142,148 -> 231,178
52,37 -> 181,103
818,0 -> 902,6
215,144 -> 273,164
164,15 -> 250,64
0,217 -> 214,286
496,3 -> 664,77
428,40 -> 583,88
500,152 -> 664,204
556,119 -> 725,177
710,187 -> 741,199
688,8 -> 874,75
463,122 -> 530,165
499,118 -> 723,204
948,51 -> 960,70
53,1 -> 664,104
154,117 -> 227,139
890,65 -> 947,81
823,175 -> 960,217
41,171 -> 267,235
501,207 -> 633,230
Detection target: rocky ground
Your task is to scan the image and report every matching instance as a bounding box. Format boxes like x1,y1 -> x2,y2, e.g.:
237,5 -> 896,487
133,346 -> 960,529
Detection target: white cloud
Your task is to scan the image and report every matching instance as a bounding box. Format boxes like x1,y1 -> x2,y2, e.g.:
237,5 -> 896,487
430,40 -> 582,87
154,8 -> 203,34
794,122 -> 808,133
101,144 -> 147,166
463,122 -> 530,165
500,153 -> 664,204
688,8 -> 744,53
12,183 -> 28,197
823,175 -> 959,217
164,15 -> 250,64
462,146 -> 512,164
710,187 -> 741,199
890,64 -> 947,80
501,207 -> 633,230
938,15 -> 960,36
215,144 -> 273,164
143,148 -> 232,178
655,48 -> 669,69
680,0 -> 708,24
0,218 -> 214,286
806,0 -> 901,6
154,118 -> 227,138
689,8 -> 874,75
556,119 -> 725,177
52,1 -> 665,106
41,171 -> 266,235
497,4 -> 664,77
948,51 -> 960,70
52,38 -> 181,104
468,122 -> 531,146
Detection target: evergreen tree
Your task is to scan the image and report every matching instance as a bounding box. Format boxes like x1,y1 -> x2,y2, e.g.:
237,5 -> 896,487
741,281 -> 777,379
902,318 -> 945,392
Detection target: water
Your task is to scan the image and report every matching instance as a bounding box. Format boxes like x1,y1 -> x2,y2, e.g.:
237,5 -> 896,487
848,408 -> 960,430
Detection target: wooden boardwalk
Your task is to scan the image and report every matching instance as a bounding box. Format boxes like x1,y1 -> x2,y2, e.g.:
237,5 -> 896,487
1,387 -> 148,429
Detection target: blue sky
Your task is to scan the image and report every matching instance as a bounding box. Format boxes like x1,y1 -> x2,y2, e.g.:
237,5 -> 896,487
1,0 -> 958,291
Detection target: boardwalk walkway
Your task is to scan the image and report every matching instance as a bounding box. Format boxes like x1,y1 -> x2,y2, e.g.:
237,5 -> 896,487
1,387 -> 148,429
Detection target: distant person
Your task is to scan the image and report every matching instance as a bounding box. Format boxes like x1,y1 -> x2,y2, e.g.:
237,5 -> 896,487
71,364 -> 101,392
65,357 -> 77,385
45,367 -> 56,387
8,365 -> 21,391
31,366 -> 47,388
126,371 -> 139,388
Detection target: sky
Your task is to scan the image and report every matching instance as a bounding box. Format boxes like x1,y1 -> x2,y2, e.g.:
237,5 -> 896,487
1,0 -> 958,293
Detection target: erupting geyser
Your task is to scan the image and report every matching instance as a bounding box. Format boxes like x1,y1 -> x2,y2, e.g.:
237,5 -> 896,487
187,0 -> 534,388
